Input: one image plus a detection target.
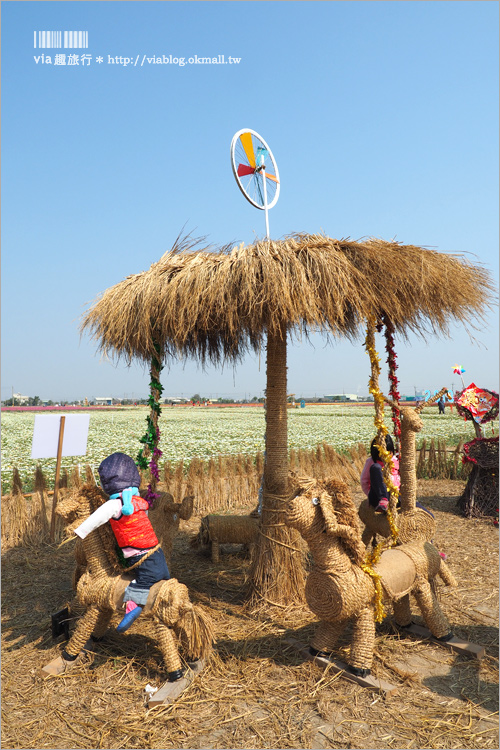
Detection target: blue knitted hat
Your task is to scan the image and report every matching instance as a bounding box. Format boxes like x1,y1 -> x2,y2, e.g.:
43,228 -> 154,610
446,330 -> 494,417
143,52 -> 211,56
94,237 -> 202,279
98,452 -> 141,496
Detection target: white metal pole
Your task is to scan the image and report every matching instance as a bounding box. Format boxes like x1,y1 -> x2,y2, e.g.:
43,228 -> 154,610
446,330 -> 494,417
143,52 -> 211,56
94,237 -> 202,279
261,166 -> 270,239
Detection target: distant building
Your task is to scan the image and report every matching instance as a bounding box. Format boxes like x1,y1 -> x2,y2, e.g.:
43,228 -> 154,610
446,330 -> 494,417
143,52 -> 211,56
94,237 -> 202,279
13,392 -> 29,405
324,394 -> 359,402
95,397 -> 114,406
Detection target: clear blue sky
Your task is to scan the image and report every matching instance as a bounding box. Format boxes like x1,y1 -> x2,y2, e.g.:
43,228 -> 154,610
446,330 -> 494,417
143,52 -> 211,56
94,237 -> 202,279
2,1 -> 498,402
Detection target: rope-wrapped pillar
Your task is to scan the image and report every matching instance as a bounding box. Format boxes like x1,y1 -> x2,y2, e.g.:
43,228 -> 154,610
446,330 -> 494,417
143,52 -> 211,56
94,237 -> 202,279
248,325 -> 306,608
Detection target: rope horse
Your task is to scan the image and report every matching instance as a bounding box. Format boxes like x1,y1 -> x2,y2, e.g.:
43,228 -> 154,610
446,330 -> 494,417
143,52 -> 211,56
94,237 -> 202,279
359,388 -> 449,547
50,484 -> 213,682
285,474 -> 456,676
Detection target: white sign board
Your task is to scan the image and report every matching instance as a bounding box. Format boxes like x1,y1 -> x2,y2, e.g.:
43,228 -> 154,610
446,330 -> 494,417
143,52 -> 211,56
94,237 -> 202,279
31,414 -> 90,459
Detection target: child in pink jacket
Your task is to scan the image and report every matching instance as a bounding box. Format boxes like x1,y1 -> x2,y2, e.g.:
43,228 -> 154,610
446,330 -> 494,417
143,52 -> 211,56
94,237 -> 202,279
360,435 -> 400,512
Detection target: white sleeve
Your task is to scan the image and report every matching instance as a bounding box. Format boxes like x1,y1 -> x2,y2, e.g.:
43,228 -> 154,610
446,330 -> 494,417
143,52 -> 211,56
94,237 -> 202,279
74,499 -> 123,539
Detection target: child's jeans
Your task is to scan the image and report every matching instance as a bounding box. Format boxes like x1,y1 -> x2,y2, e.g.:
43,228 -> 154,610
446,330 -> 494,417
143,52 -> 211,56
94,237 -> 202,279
123,548 -> 171,606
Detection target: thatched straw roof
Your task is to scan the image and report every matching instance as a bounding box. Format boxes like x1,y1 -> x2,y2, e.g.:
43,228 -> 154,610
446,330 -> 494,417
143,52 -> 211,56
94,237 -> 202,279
81,233 -> 495,365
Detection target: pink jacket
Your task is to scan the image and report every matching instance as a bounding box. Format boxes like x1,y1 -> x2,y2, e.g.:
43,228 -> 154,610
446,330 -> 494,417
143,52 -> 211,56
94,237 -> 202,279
361,455 -> 400,496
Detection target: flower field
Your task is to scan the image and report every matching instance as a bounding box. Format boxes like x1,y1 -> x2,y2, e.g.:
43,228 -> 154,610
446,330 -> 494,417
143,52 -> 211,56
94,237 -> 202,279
2,404 -> 494,493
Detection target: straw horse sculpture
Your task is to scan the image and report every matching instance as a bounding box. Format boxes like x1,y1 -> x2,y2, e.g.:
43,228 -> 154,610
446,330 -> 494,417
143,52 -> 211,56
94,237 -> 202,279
285,475 -> 456,675
192,514 -> 259,562
358,390 -> 448,548
72,489 -> 194,589
55,485 -> 213,679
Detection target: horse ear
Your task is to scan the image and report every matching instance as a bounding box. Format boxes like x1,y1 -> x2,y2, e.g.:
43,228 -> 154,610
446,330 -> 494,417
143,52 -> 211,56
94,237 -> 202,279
318,491 -> 338,535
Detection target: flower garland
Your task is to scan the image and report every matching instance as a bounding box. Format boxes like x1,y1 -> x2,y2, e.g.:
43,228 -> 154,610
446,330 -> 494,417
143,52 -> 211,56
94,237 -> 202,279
364,317 -> 401,509
137,346 -> 164,507
383,314 -> 401,449
363,316 -> 400,621
360,561 -> 386,623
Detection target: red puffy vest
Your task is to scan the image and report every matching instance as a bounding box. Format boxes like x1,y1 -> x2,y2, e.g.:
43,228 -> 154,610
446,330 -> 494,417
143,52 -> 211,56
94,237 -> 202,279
109,495 -> 158,550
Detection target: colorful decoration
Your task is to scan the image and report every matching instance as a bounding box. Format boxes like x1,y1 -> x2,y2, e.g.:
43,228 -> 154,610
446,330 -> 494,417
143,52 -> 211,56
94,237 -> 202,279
383,314 -> 401,449
452,364 -> 466,388
455,383 -> 499,426
137,345 -> 164,507
364,316 -> 399,567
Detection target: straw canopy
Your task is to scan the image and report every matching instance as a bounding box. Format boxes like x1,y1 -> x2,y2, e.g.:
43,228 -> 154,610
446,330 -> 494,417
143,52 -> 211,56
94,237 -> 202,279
81,233 -> 495,365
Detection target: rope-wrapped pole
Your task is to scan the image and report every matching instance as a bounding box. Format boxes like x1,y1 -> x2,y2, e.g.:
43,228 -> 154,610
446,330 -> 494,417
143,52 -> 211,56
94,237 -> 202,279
248,324 -> 306,608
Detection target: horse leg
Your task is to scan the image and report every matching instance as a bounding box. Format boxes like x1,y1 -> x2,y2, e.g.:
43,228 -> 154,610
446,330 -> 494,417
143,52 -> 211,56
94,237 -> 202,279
361,527 -> 374,548
154,617 -> 184,680
392,594 -> 412,627
211,540 -> 220,563
63,605 -> 102,659
413,577 -> 452,640
438,559 -> 457,587
349,607 -> 375,674
310,619 -> 347,657
91,608 -> 114,640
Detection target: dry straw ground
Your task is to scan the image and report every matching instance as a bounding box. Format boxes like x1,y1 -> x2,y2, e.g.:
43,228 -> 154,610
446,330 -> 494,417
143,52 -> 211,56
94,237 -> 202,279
1,478 -> 498,750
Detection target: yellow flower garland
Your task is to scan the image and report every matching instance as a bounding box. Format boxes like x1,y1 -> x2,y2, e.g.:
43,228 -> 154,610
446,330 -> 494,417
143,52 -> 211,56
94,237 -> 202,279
362,316 -> 401,620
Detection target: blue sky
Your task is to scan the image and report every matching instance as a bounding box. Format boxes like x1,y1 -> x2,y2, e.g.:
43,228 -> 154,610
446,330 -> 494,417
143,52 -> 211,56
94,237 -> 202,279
2,0 -> 498,402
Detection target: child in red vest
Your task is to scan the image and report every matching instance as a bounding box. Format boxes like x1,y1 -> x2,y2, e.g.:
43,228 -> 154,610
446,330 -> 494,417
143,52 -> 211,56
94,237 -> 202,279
75,452 -> 170,632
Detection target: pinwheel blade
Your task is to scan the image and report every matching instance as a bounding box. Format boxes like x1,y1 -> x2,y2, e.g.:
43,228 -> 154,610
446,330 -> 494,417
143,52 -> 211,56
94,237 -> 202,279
240,132 -> 256,167
237,163 -> 255,177
264,172 -> 279,183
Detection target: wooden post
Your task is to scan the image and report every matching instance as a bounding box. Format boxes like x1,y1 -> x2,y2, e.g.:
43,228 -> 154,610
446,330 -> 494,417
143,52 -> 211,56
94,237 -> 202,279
50,416 -> 66,542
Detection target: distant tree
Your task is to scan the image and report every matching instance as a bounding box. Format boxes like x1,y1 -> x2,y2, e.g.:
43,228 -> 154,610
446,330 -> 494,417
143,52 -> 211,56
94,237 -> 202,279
191,394 -> 201,403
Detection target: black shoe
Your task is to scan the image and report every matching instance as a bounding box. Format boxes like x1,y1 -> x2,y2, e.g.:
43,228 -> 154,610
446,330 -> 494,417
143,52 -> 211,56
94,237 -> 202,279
309,646 -> 332,659
168,669 -> 184,682
437,631 -> 454,642
347,665 -> 371,677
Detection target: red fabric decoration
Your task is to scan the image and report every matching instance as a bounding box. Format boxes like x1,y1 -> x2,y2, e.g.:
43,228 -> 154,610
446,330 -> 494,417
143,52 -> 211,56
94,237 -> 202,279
383,314 -> 401,445
455,383 -> 499,425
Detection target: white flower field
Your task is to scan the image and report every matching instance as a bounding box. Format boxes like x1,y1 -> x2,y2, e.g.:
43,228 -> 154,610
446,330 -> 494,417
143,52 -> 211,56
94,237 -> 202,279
2,404 -> 493,493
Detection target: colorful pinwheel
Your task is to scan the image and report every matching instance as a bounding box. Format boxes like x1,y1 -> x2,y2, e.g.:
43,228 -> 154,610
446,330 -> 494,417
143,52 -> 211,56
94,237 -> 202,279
230,129 -> 280,238
452,364 -> 466,388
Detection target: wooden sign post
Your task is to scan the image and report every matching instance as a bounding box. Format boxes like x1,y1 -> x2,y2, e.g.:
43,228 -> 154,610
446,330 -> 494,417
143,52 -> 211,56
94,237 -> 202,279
31,414 -> 90,543
49,416 -> 66,542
